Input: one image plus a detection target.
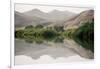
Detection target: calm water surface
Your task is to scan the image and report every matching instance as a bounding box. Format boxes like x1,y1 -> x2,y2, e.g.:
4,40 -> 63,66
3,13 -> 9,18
15,39 -> 93,65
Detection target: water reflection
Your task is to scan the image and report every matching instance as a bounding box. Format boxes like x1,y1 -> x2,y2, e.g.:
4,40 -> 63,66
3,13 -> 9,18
15,37 -> 93,60
24,36 -> 64,44
15,55 -> 91,65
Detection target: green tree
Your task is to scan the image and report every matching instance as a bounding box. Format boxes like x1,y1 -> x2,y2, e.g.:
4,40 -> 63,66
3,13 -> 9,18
25,25 -> 34,29
53,26 -> 64,32
35,25 -> 43,28
73,21 -> 94,52
15,30 -> 24,38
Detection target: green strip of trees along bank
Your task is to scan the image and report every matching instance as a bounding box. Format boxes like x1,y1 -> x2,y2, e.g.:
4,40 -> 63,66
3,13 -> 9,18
15,20 -> 94,52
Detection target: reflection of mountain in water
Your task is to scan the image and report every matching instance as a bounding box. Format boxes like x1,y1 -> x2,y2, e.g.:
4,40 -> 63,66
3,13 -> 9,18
15,39 -> 75,59
15,55 -> 90,65
15,39 -> 93,60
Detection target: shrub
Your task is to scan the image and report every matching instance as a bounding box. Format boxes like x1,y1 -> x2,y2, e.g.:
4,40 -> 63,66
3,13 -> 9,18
25,25 -> 34,29
35,25 -> 43,28
15,30 -> 24,38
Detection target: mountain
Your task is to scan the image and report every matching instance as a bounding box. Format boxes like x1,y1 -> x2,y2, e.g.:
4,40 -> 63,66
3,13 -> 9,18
15,11 -> 51,28
24,9 -> 76,24
48,10 -> 76,21
15,9 -> 93,29
24,9 -> 48,19
15,11 -> 33,27
64,10 -> 94,30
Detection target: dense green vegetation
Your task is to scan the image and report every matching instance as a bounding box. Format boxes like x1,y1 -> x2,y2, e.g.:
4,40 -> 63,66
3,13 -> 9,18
15,21 -> 94,52
15,25 -> 74,39
62,29 -> 76,38
73,21 -> 94,52
15,25 -> 68,43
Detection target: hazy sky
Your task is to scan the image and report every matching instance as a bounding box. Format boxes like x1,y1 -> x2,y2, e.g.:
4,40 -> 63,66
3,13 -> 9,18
15,4 -> 93,13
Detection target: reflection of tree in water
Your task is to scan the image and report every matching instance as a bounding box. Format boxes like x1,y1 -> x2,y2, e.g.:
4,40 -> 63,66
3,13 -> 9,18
53,36 -> 64,43
24,37 -> 43,44
24,36 -> 64,44
35,39 -> 43,44
25,38 -> 33,43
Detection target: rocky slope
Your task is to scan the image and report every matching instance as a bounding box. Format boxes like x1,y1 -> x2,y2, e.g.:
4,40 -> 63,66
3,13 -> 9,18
64,10 -> 94,30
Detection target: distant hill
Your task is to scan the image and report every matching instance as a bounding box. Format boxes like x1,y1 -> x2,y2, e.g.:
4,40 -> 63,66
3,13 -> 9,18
64,10 -> 94,30
15,11 -> 32,27
15,11 -> 51,28
47,10 -> 76,22
23,9 -> 48,19
15,9 -> 94,29
24,9 -> 76,24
